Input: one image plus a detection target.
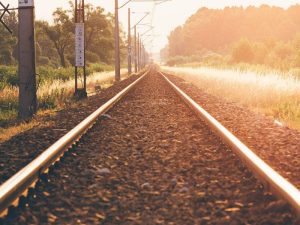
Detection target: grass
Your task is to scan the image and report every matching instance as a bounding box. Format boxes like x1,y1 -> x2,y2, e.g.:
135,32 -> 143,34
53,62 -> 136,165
0,69 -> 128,142
162,66 -> 300,131
0,120 -> 44,143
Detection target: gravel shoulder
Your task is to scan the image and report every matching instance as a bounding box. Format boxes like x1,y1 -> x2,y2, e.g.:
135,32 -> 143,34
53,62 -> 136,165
163,72 -> 300,189
2,71 -> 298,224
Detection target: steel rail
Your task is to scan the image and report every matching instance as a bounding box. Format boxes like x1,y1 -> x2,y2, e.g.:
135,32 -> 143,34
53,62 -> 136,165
0,70 -> 149,217
159,71 -> 300,217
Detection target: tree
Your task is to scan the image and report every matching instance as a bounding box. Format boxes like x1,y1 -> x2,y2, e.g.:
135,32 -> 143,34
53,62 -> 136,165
166,5 -> 300,60
35,21 -> 58,66
0,11 -> 17,65
43,8 -> 74,67
84,5 -> 115,64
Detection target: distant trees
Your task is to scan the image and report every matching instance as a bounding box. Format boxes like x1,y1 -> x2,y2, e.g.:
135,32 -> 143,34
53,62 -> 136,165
0,3 -> 124,68
164,4 -> 300,70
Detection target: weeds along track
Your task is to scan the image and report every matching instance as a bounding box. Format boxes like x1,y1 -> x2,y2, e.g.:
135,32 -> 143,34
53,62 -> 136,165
0,68 -> 299,224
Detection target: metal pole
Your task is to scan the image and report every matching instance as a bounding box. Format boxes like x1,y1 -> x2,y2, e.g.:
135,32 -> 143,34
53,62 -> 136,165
144,49 -> 148,67
128,8 -> 132,75
142,43 -> 144,68
139,36 -> 142,71
142,46 -> 145,68
114,0 -> 121,82
134,26 -> 137,73
83,0 -> 86,91
18,0 -> 37,119
140,39 -> 142,69
141,44 -> 143,69
137,33 -> 140,71
75,0 -> 78,93
74,0 -> 86,98
144,47 -> 146,67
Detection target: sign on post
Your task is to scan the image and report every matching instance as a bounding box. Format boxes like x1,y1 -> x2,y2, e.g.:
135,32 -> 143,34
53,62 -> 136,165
75,23 -> 85,67
18,0 -> 34,7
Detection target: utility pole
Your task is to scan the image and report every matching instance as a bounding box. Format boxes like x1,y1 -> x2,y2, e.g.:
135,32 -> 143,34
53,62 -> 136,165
114,0 -> 121,82
137,33 -> 140,71
128,8 -> 132,75
142,43 -> 144,68
18,0 -> 37,120
139,36 -> 142,70
140,40 -> 142,69
134,26 -> 137,73
142,44 -> 144,68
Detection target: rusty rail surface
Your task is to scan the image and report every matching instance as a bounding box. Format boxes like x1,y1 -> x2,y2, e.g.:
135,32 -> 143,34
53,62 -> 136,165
0,70 -> 149,217
159,71 -> 300,217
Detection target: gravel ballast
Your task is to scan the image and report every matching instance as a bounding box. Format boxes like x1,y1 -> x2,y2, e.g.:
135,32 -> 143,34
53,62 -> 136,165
0,75 -> 140,185
163,72 -> 300,189
1,71 -> 298,224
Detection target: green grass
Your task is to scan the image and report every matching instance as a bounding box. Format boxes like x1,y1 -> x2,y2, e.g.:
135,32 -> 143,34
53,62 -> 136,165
0,109 -> 17,122
0,63 -> 114,91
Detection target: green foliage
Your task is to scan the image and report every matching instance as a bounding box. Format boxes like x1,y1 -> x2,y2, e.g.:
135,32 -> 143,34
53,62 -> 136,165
0,11 -> 18,60
88,63 -> 113,73
39,3 -> 120,68
0,66 -> 18,88
0,2 -> 122,124
0,63 -> 113,91
0,2 -> 123,69
37,67 -> 74,84
39,88 -> 69,109
86,51 -> 101,64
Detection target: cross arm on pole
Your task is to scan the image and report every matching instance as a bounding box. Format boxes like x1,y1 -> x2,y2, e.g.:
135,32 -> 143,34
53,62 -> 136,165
0,2 -> 12,33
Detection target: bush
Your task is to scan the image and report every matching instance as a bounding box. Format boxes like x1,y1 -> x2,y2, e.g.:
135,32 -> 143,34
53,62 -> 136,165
37,66 -> 73,83
0,63 -> 114,91
0,66 -> 18,88
88,63 -> 113,73
231,39 -> 254,63
37,56 -> 50,66
166,56 -> 188,66
86,51 -> 100,64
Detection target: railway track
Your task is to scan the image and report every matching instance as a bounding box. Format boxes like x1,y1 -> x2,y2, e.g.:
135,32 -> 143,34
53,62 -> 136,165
0,67 -> 299,224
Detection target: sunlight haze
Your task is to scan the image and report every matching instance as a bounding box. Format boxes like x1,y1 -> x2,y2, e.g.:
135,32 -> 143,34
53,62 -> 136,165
4,0 -> 300,53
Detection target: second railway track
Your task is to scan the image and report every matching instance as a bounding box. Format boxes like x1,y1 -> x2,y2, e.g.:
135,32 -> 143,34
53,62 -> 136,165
0,68 -> 299,224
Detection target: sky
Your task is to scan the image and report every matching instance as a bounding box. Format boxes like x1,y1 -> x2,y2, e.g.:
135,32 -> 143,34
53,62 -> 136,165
4,0 -> 300,53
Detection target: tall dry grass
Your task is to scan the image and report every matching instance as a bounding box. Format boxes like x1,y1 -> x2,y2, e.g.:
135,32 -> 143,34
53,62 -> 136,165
162,66 -> 300,129
0,69 -> 127,120
37,69 -> 127,108
0,69 -> 127,141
